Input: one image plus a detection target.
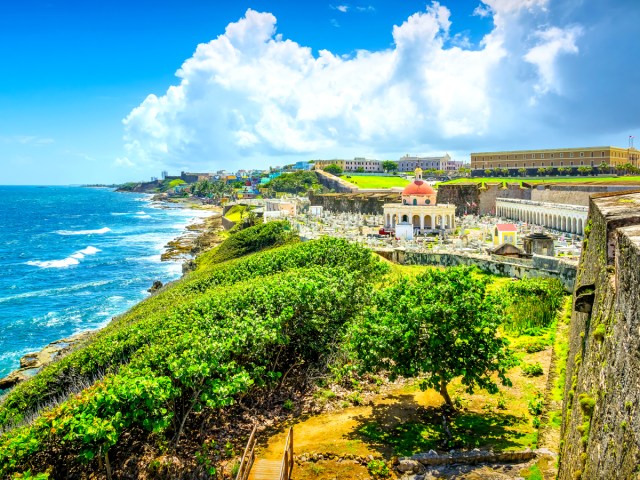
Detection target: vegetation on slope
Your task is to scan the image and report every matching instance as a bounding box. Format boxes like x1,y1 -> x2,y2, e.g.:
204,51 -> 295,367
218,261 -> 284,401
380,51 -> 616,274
0,224 -> 389,478
0,218 -> 568,478
264,171 -> 319,194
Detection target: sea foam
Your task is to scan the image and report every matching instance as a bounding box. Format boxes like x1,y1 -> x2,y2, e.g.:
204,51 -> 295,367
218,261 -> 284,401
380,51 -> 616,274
26,246 -> 101,269
56,227 -> 111,235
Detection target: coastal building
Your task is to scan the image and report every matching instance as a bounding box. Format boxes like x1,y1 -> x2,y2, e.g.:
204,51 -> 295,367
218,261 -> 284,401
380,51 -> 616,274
314,158 -> 385,172
470,146 -> 640,174
293,161 -> 313,171
382,168 -> 456,239
264,198 -> 297,222
398,154 -> 453,173
496,198 -> 588,235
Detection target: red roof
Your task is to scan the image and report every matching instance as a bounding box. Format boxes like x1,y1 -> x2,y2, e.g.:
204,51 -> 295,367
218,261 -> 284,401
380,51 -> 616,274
402,180 -> 436,196
495,224 -> 518,232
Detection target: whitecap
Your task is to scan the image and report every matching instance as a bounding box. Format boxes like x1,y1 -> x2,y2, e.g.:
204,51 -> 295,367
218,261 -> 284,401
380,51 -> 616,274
0,280 -> 113,304
26,258 -> 80,269
136,215 -> 152,219
136,211 -> 146,215
56,227 -> 111,235
25,246 -> 101,269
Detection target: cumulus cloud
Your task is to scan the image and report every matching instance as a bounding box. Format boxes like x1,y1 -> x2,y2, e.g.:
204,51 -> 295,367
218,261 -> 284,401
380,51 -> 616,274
123,1 -> 627,171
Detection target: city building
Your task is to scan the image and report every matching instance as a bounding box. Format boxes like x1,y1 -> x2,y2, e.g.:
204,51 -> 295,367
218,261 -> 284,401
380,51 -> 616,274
470,146 -> 640,174
398,154 -> 453,172
293,161 -> 313,171
383,168 -> 456,239
264,198 -> 297,222
314,158 -> 385,172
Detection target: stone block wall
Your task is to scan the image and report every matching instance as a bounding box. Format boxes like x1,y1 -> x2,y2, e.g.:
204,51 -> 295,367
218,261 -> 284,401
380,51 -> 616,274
308,191 -> 401,215
558,191 -> 640,480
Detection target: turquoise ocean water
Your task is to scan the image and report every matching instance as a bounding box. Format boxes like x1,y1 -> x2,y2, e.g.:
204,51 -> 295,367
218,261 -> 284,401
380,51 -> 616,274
0,186 -> 210,380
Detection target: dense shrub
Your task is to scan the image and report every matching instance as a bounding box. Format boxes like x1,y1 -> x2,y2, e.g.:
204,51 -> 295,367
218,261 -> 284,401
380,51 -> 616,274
501,278 -> 565,334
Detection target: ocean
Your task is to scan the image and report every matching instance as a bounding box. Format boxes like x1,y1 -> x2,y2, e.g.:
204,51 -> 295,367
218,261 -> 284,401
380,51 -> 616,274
0,186 -> 211,379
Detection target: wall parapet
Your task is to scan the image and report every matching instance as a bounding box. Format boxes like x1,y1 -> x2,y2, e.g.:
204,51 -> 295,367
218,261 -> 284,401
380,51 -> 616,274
558,191 -> 640,480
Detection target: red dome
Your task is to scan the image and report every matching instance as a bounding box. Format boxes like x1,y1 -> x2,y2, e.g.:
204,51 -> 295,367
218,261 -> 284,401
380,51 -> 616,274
402,180 -> 436,196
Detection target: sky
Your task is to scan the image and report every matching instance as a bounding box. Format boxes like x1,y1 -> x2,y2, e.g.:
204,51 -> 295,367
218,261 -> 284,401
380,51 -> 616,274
1,0 -> 639,185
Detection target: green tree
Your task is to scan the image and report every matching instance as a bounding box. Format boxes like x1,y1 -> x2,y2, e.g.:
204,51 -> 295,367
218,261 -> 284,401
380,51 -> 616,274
518,167 -> 527,177
484,169 -> 493,177
537,167 -> 547,176
577,165 -> 593,176
598,161 -> 609,174
349,266 -> 516,408
168,179 -> 186,189
324,164 -> 343,176
382,160 -> 398,173
355,167 -> 365,173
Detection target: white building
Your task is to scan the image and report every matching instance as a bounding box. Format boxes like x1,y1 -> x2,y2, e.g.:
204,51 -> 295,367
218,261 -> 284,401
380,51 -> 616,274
496,198 -> 588,235
383,169 -> 456,238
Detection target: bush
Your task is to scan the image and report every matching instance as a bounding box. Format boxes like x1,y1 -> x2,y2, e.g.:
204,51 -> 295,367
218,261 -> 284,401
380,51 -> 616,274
524,340 -> 547,353
502,278 -> 565,334
522,362 -> 544,377
367,459 -> 390,478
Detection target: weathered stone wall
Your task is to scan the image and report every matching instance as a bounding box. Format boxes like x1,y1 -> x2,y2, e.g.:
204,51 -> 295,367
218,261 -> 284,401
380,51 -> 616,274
435,184 -> 481,215
438,183 -> 640,218
377,249 -> 577,292
315,170 -> 358,193
558,191 -> 640,480
308,191 -> 401,215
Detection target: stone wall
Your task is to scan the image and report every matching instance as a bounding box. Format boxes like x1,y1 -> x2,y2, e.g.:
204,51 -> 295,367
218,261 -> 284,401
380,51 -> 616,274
437,183 -> 640,217
309,191 -> 401,215
558,191 -> 640,480
377,249 -> 577,292
315,169 -> 358,193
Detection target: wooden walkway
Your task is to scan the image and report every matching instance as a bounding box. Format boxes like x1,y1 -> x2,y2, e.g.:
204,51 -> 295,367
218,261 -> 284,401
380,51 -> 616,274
247,459 -> 283,480
237,426 -> 294,480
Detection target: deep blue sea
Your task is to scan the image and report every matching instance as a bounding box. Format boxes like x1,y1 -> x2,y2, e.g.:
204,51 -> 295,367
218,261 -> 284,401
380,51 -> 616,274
0,186 -> 211,379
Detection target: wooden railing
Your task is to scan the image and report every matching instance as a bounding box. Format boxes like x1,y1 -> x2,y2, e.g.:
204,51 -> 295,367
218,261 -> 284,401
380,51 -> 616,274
235,425 -> 257,480
279,427 -> 294,480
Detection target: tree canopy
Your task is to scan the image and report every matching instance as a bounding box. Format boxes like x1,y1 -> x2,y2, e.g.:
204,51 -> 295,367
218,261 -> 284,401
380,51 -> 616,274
265,171 -> 319,194
323,164 -> 343,176
349,266 -> 516,408
382,160 -> 398,173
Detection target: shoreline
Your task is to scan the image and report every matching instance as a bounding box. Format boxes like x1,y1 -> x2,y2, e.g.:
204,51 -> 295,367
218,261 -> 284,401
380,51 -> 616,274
0,194 -> 224,392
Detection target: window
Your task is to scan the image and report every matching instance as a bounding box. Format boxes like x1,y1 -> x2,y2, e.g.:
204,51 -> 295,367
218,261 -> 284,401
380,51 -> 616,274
580,152 -> 584,157
581,161 -> 584,165
560,161 -> 563,166
541,153 -> 545,159
571,161 -> 574,166
570,153 -> 574,158
560,153 -> 564,158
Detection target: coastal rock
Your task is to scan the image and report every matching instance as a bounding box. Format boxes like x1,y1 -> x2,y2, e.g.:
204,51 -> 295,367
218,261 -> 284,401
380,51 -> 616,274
148,280 -> 163,293
20,353 -> 39,368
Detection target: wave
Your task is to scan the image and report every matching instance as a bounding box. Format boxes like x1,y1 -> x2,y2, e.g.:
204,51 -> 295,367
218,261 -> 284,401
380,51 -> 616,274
0,280 -> 113,304
25,246 -> 101,269
56,227 -> 111,235
136,215 -> 152,219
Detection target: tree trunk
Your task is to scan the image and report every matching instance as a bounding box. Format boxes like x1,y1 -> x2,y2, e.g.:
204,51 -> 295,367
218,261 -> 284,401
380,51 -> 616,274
439,378 -> 453,409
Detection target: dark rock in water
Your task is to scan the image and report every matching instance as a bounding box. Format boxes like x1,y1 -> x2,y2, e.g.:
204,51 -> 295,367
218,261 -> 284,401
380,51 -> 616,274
148,280 -> 163,293
182,260 -> 196,274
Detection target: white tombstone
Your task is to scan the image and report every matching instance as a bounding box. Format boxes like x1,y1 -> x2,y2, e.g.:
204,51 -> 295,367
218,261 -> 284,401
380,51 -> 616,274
395,222 -> 414,240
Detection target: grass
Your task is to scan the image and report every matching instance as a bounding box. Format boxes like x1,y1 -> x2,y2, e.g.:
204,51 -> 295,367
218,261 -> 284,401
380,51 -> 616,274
340,175 -> 410,189
223,204 -> 249,222
441,176 -> 640,186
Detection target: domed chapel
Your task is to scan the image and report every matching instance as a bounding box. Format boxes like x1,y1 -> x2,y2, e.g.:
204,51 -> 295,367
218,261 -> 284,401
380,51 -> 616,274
383,168 -> 456,239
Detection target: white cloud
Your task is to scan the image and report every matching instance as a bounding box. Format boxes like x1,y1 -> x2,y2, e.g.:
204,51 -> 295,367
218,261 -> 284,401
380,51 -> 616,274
336,5 -> 348,13
524,26 -> 582,99
123,2 -> 588,171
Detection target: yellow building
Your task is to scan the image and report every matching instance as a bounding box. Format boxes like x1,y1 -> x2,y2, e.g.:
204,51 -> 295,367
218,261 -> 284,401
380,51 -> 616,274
493,224 -> 518,245
471,146 -> 639,172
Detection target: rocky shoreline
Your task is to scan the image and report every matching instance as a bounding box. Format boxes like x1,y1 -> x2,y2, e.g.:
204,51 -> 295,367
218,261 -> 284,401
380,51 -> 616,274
0,196 -> 225,393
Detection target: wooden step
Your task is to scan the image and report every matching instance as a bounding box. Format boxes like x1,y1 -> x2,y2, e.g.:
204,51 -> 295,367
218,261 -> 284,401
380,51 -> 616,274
247,459 -> 282,480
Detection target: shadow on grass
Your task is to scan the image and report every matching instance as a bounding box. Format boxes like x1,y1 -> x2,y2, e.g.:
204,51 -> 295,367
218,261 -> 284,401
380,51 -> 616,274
347,394 -> 531,457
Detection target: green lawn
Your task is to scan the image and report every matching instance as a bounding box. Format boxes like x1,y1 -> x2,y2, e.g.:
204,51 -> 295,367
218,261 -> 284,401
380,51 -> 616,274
340,175 -> 410,189
441,176 -> 640,186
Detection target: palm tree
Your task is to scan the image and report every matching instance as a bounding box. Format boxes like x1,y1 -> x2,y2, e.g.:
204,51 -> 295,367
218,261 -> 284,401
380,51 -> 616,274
518,167 -> 527,177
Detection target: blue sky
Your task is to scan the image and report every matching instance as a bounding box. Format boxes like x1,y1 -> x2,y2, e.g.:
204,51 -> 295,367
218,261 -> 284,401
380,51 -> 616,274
1,0 -> 639,184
